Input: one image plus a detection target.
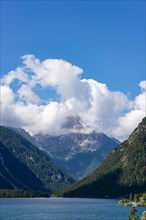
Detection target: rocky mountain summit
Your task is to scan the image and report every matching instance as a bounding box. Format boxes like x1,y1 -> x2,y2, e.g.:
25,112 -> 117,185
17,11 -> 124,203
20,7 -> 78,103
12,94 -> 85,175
33,131 -> 120,180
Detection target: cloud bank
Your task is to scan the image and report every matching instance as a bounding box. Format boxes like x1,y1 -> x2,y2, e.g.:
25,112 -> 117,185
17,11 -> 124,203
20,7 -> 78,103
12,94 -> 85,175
1,55 -> 145,140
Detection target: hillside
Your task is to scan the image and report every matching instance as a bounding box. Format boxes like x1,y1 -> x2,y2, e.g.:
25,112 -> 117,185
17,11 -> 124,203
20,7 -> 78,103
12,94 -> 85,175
0,126 -> 74,195
0,141 -> 46,192
58,117 -> 146,198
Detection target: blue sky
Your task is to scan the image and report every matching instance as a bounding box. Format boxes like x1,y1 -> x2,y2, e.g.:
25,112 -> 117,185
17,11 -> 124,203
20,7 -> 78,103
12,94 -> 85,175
1,0 -> 145,97
0,0 -> 146,140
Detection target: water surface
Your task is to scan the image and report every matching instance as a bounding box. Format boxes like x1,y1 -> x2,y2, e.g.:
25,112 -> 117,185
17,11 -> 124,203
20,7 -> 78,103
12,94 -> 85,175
0,198 -> 145,220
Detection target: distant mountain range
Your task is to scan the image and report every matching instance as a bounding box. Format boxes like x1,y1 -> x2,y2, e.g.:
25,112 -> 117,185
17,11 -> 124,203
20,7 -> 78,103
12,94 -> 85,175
9,117 -> 120,181
33,132 -> 120,180
1,117 -> 145,198
58,117 -> 146,198
0,126 -> 74,195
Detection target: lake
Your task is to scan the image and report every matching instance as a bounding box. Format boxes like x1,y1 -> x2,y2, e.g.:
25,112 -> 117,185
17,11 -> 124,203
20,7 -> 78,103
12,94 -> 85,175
0,198 -> 145,220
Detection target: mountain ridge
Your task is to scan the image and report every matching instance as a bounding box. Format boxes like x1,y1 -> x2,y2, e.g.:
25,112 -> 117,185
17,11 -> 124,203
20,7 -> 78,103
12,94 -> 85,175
33,131 -> 120,180
58,117 -> 146,198
0,126 -> 74,194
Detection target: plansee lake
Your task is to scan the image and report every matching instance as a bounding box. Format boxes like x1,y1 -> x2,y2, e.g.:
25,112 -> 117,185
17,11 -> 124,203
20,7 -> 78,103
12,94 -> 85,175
0,198 -> 145,220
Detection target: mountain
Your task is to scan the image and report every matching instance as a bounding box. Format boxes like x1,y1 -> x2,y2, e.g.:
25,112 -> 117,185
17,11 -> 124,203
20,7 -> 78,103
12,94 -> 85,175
58,117 -> 146,198
33,132 -> 120,180
0,141 -> 45,192
0,126 -> 74,195
9,127 -> 37,146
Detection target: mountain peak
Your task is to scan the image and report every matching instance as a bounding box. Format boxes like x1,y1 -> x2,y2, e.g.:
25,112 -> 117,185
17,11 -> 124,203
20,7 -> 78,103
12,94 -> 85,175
33,131 -> 120,180
59,117 -> 146,198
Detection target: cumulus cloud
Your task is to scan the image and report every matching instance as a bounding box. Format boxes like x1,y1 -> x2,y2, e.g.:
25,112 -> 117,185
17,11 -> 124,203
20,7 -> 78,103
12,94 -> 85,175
139,80 -> 146,91
1,54 -> 145,140
17,84 -> 40,104
1,67 -> 28,85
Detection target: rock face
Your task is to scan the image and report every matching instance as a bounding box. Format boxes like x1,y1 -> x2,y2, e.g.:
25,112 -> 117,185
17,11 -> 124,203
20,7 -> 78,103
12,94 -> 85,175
0,126 -> 74,195
33,132 -> 120,180
59,117 -> 146,198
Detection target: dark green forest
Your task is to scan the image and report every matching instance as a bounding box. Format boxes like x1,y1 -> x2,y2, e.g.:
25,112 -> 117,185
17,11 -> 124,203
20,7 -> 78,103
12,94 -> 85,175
0,189 -> 49,198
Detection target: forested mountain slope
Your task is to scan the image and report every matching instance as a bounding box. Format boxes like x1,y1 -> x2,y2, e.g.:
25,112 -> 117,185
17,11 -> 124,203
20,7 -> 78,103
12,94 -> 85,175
59,117 -> 146,198
0,126 -> 74,194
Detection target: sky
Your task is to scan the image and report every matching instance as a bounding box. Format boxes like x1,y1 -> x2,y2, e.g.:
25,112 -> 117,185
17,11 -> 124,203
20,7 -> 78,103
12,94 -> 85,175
1,0 -> 146,140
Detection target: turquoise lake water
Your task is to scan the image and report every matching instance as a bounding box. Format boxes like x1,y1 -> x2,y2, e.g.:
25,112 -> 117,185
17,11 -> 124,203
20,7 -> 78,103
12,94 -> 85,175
0,198 -> 145,220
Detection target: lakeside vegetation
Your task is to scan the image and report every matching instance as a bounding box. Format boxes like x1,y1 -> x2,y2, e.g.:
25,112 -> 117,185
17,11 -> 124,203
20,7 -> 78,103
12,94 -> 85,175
0,189 -> 49,198
118,193 -> 146,207
119,192 -> 146,220
127,207 -> 146,220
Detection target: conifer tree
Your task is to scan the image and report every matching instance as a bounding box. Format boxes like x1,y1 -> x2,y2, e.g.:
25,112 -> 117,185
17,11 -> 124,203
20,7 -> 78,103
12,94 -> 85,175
128,207 -> 140,220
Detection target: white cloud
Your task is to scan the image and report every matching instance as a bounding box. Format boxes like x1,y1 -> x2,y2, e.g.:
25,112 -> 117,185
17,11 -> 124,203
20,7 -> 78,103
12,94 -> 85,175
0,85 -> 15,107
1,54 -> 145,141
17,84 -> 40,104
112,110 -> 145,140
139,80 -> 146,91
1,67 -> 28,85
21,55 -> 85,101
